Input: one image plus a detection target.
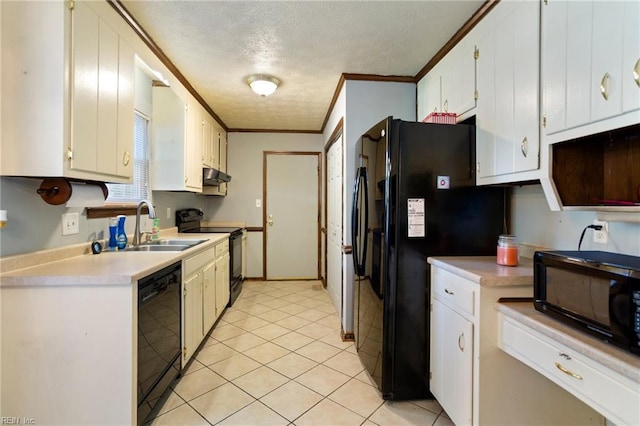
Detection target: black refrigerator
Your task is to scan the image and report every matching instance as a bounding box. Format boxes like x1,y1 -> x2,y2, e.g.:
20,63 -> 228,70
352,117 -> 507,400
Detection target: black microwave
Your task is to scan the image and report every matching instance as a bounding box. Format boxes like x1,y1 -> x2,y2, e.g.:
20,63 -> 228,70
534,250 -> 640,356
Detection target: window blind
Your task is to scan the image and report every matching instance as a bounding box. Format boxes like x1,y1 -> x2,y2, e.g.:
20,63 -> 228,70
106,111 -> 150,202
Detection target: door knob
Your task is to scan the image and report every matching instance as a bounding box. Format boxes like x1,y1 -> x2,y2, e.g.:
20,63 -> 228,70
268,214 -> 274,226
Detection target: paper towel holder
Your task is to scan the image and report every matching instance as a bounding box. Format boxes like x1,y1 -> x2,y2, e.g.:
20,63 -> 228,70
36,178 -> 108,206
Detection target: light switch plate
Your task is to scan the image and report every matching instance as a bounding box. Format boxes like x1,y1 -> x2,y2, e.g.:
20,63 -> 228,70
62,212 -> 79,235
256,199 -> 262,208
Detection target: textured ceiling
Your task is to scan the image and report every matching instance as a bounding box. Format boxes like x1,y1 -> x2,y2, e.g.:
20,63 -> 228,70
120,1 -> 485,132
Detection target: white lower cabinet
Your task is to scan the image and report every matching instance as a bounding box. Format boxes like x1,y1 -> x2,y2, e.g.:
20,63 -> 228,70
430,299 -> 473,426
182,239 -> 229,366
429,264 -> 603,425
215,249 -> 230,317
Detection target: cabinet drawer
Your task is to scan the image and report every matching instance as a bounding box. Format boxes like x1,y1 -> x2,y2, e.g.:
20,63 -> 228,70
184,247 -> 215,277
431,267 -> 475,317
215,239 -> 229,259
500,316 -> 639,426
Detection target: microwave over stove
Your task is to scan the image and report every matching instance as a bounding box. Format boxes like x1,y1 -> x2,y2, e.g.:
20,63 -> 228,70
534,250 -> 640,356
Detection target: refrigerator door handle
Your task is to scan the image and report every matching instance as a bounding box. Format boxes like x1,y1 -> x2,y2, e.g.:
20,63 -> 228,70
351,169 -> 362,274
361,167 -> 369,274
351,167 -> 369,276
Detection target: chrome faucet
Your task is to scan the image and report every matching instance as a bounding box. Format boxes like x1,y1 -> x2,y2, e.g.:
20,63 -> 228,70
134,199 -> 157,246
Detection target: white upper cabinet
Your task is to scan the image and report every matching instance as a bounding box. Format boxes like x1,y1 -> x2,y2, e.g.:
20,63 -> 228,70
622,1 -> 640,114
440,38 -> 478,119
417,34 -> 478,122
150,87 -> 202,192
417,65 -> 442,121
202,115 -> 218,169
541,0 -> 640,143
1,1 -> 134,182
476,0 -> 540,184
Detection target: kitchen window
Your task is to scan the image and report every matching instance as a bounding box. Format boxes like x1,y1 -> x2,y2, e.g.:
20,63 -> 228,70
86,111 -> 151,219
106,111 -> 150,202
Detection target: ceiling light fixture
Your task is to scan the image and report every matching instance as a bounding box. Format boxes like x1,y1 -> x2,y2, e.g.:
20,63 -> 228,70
247,74 -> 280,97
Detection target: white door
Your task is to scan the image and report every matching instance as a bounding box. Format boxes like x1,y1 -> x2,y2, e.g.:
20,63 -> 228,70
326,137 -> 343,314
265,152 -> 320,280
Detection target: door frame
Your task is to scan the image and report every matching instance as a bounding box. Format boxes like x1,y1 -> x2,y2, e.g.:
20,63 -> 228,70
262,150 -> 322,280
323,118 -> 344,304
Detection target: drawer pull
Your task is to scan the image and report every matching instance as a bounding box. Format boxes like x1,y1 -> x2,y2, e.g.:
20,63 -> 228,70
520,137 -> 528,158
444,288 -> 454,295
555,362 -> 583,380
458,332 -> 465,352
600,72 -> 610,101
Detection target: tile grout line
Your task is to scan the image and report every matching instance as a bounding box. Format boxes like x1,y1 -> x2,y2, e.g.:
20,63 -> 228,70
151,281 -> 443,425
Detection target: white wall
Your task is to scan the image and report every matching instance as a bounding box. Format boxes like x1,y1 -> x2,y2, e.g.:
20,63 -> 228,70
205,132 -> 324,278
323,80 -> 417,333
512,185 -> 640,256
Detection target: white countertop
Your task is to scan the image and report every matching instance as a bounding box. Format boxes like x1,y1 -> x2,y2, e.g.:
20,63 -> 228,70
0,232 -> 229,286
428,256 -> 534,287
497,301 -> 640,382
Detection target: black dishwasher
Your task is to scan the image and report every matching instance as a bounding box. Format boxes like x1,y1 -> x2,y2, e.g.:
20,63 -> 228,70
137,261 -> 181,425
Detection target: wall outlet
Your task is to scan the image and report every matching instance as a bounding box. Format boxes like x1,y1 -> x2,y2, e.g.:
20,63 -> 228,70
593,220 -> 608,244
166,207 -> 172,220
256,199 -> 262,208
62,212 -> 79,236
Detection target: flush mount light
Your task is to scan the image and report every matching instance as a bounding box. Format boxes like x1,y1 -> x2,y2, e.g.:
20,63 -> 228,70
247,74 -> 280,97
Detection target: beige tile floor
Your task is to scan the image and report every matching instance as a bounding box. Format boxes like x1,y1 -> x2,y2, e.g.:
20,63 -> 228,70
148,280 -> 453,426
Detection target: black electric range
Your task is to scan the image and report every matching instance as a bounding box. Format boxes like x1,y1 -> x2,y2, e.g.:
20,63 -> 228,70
176,209 -> 243,306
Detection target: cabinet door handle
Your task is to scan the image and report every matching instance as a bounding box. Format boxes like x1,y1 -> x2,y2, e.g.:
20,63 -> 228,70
444,288 -> 454,295
555,362 -> 583,380
458,332 -> 465,352
122,151 -> 130,167
268,214 -> 274,226
634,58 -> 640,88
600,72 -> 610,100
520,137 -> 528,158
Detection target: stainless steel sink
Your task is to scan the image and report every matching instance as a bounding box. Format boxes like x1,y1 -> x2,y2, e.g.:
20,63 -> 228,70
123,239 -> 207,252
144,239 -> 207,246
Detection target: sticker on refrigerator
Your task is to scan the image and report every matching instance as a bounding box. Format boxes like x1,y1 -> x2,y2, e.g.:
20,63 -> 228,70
407,198 -> 425,238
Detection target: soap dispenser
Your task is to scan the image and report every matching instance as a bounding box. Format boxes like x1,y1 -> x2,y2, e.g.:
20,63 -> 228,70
116,215 -> 128,250
108,217 -> 118,251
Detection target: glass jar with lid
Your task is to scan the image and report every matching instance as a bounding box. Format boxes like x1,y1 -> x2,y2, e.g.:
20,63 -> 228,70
497,234 -> 519,266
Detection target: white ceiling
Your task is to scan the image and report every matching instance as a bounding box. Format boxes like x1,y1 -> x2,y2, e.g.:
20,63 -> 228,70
120,1 -> 485,132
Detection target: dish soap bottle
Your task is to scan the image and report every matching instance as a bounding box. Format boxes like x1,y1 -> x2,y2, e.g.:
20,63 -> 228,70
152,216 -> 160,241
116,215 -> 128,250
108,217 -> 119,251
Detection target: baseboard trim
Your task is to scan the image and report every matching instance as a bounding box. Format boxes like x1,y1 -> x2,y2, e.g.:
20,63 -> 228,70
341,328 -> 355,342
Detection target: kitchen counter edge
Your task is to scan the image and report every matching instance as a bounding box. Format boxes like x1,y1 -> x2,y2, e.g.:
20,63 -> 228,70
427,256 -> 533,287
0,232 -> 229,287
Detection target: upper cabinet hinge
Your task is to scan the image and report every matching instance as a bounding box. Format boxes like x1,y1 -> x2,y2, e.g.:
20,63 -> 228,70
67,147 -> 74,161
67,0 -> 74,10
474,90 -> 479,101
542,115 -> 547,128
474,47 -> 479,60
544,0 -> 548,5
